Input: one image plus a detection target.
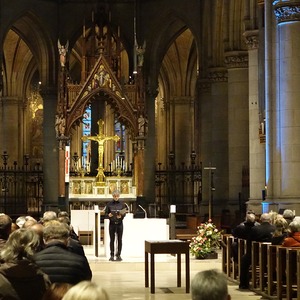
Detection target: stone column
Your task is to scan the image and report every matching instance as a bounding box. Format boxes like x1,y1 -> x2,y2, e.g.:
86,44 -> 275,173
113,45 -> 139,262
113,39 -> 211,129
205,68 -> 228,215
0,97 -> 24,161
142,85 -> 158,203
199,79 -> 212,213
272,1 -> 300,211
243,30 -> 265,213
224,51 -> 249,209
41,86 -> 59,209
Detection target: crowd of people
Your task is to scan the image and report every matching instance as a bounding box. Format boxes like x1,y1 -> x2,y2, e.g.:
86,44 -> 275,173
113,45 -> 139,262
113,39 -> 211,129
231,209 -> 300,290
0,210 -> 99,299
1,201 -> 299,299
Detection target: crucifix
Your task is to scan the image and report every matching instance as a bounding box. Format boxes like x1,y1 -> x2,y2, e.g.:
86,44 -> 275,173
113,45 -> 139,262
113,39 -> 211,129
82,119 -> 120,183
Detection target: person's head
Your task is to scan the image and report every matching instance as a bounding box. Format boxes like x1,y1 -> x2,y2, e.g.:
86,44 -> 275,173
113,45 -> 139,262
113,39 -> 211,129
245,213 -> 256,223
16,216 -> 26,228
43,221 -> 70,245
112,190 -> 120,201
260,213 -> 271,223
0,214 -> 12,240
42,282 -> 73,300
23,218 -> 38,228
58,211 -> 69,218
0,228 -> 40,262
288,219 -> 300,234
61,281 -> 109,300
191,269 -> 230,300
42,211 -> 57,223
273,216 -> 288,236
283,209 -> 295,221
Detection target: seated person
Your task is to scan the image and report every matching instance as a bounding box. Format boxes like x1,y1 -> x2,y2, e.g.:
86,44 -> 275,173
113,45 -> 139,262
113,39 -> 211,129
239,212 -> 275,289
0,228 -> 51,299
271,216 -> 288,245
231,212 -> 257,262
33,222 -> 92,284
282,219 -> 300,247
283,209 -> 295,225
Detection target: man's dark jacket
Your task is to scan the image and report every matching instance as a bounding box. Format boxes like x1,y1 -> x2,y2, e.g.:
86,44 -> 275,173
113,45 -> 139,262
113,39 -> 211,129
33,241 -> 92,284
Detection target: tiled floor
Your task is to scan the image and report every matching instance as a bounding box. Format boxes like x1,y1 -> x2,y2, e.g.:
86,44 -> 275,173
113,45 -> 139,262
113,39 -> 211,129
84,245 -> 262,300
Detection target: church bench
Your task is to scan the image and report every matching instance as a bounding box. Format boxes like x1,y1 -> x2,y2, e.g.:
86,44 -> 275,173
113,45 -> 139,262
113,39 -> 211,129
258,242 -> 270,293
221,237 -> 300,299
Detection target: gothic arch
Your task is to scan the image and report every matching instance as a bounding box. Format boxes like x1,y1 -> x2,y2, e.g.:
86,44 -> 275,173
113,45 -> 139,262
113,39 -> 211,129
2,11 -> 56,95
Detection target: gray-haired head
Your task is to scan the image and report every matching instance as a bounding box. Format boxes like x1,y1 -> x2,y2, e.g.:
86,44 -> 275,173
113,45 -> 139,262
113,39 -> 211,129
42,211 -> 57,223
191,269 -> 230,300
283,209 -> 295,220
289,219 -> 300,233
260,213 -> 271,223
112,190 -> 120,197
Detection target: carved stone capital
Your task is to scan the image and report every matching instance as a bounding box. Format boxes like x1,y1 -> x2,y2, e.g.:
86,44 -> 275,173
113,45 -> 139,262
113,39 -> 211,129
224,51 -> 249,69
207,68 -> 228,82
273,1 -> 300,23
198,80 -> 211,94
243,30 -> 259,50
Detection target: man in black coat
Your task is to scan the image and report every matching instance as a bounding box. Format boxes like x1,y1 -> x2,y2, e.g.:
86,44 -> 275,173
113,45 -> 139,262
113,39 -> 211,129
33,222 -> 92,284
231,212 -> 258,262
105,190 -> 126,261
239,213 -> 275,289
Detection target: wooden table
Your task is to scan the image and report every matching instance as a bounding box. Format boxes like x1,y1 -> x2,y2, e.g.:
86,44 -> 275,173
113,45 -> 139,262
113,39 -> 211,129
144,240 -> 190,294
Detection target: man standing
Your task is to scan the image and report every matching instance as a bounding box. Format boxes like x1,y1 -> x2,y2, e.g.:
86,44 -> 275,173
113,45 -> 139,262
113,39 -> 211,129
105,190 -> 126,261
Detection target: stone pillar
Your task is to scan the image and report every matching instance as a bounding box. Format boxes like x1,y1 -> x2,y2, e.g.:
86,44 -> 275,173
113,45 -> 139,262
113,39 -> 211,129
41,86 -> 59,209
199,79 -> 212,214
272,1 -> 300,211
224,51 -> 249,208
142,86 -> 157,203
206,68 -> 228,215
172,96 -> 195,164
243,30 -> 265,213
0,97 -> 24,161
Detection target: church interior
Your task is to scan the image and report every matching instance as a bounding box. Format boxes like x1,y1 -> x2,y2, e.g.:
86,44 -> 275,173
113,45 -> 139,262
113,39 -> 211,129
0,0 -> 300,233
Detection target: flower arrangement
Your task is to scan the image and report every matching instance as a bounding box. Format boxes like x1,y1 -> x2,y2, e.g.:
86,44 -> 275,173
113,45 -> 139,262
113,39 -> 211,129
189,219 -> 222,259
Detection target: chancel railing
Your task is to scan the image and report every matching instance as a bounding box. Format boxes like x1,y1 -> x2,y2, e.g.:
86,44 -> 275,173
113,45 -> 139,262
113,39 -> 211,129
0,152 -> 43,217
154,151 -> 202,219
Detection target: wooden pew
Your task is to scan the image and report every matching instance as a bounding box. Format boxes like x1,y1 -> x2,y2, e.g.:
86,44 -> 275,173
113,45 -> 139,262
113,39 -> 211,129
267,244 -> 277,297
236,238 -> 246,281
286,248 -> 300,300
221,234 -> 234,277
251,241 -> 260,289
258,242 -> 270,293
277,246 -> 287,299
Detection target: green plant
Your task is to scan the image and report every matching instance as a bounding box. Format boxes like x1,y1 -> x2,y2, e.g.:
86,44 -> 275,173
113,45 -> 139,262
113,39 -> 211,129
189,219 -> 221,259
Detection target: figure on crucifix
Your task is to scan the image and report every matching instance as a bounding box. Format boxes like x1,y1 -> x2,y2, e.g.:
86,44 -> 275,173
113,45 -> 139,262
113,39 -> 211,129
82,119 -> 120,183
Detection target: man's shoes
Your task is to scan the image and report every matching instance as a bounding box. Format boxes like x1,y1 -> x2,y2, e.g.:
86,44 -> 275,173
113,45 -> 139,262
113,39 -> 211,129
115,256 -> 122,261
109,256 -> 115,261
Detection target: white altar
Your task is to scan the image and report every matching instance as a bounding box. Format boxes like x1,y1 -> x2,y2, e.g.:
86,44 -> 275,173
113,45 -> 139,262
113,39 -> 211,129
104,214 -> 169,258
